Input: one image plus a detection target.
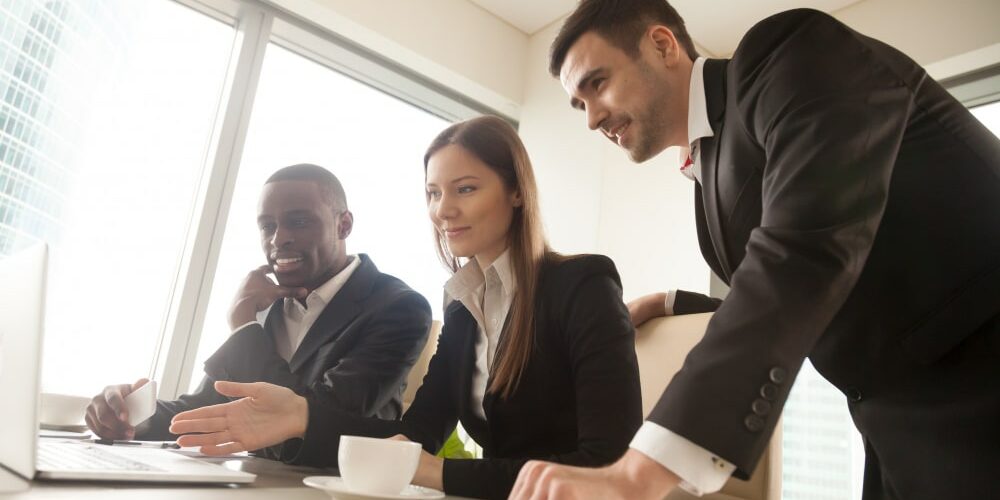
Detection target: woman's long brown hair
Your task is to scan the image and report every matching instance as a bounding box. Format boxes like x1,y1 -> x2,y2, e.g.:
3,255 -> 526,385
424,115 -> 552,399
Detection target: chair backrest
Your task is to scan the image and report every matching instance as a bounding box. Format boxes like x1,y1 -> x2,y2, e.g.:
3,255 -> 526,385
635,313 -> 782,500
403,320 -> 442,411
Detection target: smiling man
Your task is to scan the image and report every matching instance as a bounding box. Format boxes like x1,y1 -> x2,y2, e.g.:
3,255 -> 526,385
85,164 -> 432,460
509,1 -> 1000,499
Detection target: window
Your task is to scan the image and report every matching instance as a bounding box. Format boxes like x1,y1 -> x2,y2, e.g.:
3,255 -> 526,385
0,0 -> 234,395
971,99 -> 1000,137
187,43 -> 450,391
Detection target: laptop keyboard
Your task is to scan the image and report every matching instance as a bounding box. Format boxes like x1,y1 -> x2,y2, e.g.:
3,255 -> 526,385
37,442 -> 164,472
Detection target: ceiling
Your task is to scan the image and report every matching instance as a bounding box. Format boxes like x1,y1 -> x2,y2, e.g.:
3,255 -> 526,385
469,0 -> 864,56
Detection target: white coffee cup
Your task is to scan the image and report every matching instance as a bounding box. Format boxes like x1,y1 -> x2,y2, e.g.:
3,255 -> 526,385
338,435 -> 421,495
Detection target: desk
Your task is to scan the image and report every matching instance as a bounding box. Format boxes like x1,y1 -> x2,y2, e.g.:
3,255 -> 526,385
0,456 -> 470,499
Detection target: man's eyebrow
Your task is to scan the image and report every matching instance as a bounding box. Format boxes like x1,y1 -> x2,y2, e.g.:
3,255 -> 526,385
568,67 -> 603,110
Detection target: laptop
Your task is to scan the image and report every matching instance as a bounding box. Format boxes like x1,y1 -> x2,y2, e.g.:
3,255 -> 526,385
0,243 -> 255,483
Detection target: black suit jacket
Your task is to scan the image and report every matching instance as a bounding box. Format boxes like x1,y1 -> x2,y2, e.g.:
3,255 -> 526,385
647,8 -> 1000,492
138,254 -> 432,460
292,255 -> 642,499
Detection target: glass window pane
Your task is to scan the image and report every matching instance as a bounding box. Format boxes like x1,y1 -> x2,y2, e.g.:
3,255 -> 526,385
971,100 -> 1000,137
189,44 -> 450,392
0,0 -> 235,395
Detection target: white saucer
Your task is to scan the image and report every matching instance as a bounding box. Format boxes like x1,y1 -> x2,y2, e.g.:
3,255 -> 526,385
303,476 -> 445,500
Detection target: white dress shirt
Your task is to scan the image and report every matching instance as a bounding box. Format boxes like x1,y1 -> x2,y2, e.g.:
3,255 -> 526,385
443,250 -> 515,420
629,57 -> 738,497
234,255 -> 362,362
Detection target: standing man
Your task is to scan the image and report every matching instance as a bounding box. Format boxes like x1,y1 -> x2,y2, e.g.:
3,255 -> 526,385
511,1 -> 1000,499
86,164 -> 432,461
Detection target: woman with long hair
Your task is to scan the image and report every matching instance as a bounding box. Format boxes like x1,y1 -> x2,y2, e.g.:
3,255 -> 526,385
169,115 -> 642,499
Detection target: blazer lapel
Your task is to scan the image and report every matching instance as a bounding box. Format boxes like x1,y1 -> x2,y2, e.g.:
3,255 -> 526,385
287,256 -> 374,372
699,58 -> 734,279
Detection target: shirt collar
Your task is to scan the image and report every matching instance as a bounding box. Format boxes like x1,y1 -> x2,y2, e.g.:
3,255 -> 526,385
687,57 -> 713,148
444,249 -> 516,303
286,254 -> 360,311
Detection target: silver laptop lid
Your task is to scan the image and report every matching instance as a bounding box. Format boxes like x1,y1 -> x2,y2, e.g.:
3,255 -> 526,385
0,243 -> 46,479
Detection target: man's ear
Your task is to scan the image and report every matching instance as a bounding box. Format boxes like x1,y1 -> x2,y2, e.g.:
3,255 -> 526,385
338,210 -> 354,239
647,25 -> 681,64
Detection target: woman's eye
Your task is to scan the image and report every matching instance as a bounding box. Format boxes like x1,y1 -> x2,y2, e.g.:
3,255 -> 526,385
260,223 -> 276,233
427,190 -> 441,200
457,185 -> 476,194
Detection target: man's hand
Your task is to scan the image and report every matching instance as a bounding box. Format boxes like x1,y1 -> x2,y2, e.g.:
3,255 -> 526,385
627,292 -> 668,327
168,381 -> 308,455
228,265 -> 307,330
509,449 -> 680,500
85,378 -> 148,439
388,435 -> 443,491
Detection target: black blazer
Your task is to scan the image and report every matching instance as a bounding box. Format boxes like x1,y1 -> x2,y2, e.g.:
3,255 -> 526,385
138,254 -> 432,459
292,254 -> 642,499
647,9 -> 1000,498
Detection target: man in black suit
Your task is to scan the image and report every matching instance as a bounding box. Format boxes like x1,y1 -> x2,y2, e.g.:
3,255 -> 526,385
86,164 -> 432,460
510,1 -> 1000,499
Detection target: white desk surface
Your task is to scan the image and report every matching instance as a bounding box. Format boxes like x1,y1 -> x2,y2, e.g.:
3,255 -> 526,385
0,456 -> 471,499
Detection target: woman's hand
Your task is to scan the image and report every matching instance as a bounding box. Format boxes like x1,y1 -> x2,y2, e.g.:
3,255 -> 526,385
388,434 -> 443,491
169,381 -> 308,455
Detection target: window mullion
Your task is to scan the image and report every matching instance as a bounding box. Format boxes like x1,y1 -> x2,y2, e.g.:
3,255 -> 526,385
152,4 -> 273,400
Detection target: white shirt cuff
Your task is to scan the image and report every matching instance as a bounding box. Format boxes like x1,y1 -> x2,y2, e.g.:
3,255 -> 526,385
232,320 -> 261,334
664,290 -> 678,316
630,421 -> 735,496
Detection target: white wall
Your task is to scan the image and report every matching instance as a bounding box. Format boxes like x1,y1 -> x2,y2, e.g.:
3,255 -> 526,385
832,0 -> 1000,72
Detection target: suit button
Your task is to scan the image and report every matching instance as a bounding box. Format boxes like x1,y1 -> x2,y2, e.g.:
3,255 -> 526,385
744,414 -> 765,432
845,387 -> 863,402
759,383 -> 779,401
769,367 -> 787,384
751,398 -> 772,416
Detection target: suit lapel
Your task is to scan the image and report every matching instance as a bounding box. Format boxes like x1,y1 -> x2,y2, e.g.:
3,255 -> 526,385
287,255 -> 375,372
699,58 -> 733,279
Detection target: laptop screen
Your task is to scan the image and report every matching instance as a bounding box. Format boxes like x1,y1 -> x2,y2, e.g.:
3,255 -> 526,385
0,243 -> 47,479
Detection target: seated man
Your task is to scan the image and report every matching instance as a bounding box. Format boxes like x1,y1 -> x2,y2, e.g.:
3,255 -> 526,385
85,164 -> 432,459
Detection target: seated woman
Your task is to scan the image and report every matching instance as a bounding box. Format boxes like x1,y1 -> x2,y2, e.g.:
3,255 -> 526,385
169,115 -> 642,499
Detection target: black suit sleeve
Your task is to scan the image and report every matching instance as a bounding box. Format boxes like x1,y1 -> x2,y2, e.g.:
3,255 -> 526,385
648,9 -> 910,476
673,289 -> 722,315
442,263 -> 642,499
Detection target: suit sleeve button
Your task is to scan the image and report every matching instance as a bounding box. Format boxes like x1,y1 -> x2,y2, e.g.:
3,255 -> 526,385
744,414 -> 765,432
760,383 -> 779,400
769,367 -> 787,384
845,387 -> 863,402
751,398 -> 772,415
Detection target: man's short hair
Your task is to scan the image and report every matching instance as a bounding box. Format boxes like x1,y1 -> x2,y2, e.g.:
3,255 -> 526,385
266,164 -> 348,212
549,0 -> 699,77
